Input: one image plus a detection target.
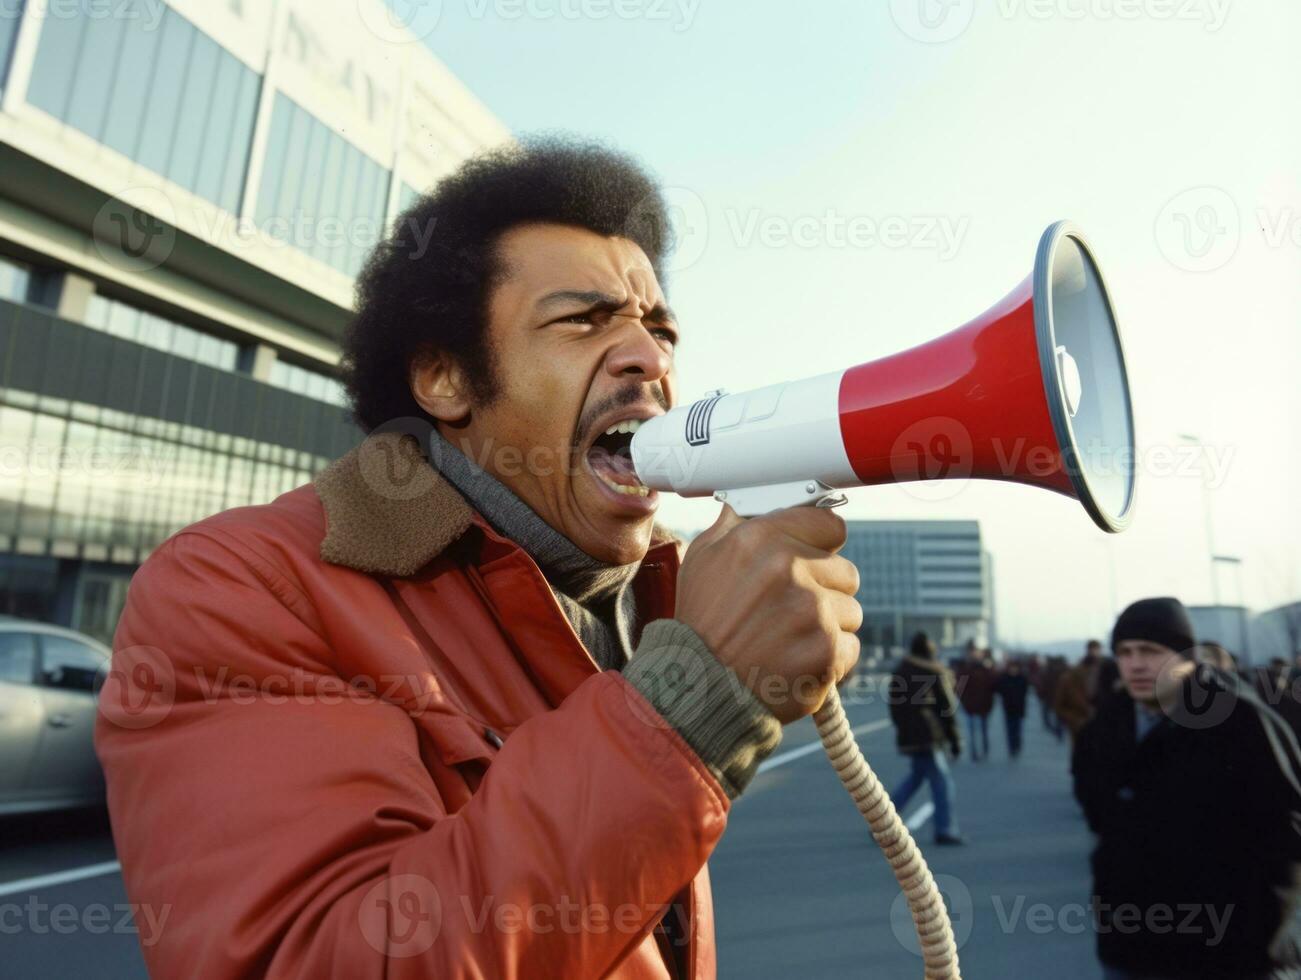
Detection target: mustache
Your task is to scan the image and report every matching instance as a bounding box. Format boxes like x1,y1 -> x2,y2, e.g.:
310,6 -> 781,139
574,383 -> 669,449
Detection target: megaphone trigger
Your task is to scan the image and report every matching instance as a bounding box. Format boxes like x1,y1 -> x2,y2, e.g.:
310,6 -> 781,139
713,479 -> 844,516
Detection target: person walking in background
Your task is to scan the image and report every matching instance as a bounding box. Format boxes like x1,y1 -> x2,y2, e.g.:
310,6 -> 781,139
995,658 -> 1030,758
1072,598 -> 1301,980
1033,655 -> 1068,740
954,641 -> 996,761
888,632 -> 965,846
1054,639 -> 1103,740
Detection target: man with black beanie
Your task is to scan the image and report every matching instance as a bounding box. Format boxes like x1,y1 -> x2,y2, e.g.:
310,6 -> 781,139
1072,597 -> 1301,980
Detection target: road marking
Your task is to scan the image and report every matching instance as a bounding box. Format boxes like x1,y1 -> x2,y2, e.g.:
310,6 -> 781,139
905,802 -> 935,831
0,860 -> 121,898
757,719 -> 889,774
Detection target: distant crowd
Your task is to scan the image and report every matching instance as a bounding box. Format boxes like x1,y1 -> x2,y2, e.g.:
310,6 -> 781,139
886,598 -> 1301,980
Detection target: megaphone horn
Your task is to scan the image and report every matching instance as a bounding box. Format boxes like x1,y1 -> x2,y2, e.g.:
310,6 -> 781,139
631,220 -> 1137,532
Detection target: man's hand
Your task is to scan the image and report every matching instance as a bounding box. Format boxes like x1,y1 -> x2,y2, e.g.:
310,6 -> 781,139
674,504 -> 862,724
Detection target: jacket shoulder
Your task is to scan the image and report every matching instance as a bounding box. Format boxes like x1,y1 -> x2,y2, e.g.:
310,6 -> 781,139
151,483 -> 327,573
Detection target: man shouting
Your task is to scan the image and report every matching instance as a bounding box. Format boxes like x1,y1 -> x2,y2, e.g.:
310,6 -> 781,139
95,140 -> 863,979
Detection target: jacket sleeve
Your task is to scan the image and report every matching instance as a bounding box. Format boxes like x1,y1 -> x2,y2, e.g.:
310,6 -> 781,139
95,529 -> 729,980
936,670 -> 962,753
1070,718 -> 1105,833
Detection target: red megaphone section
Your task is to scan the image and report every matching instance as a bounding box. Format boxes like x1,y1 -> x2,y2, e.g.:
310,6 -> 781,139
837,275 -> 1075,497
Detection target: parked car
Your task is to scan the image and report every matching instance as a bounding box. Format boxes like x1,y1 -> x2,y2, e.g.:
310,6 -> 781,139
0,617 -> 111,815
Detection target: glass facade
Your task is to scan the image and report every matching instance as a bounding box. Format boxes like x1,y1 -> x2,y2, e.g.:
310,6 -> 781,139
0,1 -> 21,97
0,386 -> 329,562
267,358 -> 348,407
0,386 -> 334,639
0,255 -> 31,303
86,294 -> 239,372
255,92 -> 392,278
26,2 -> 260,215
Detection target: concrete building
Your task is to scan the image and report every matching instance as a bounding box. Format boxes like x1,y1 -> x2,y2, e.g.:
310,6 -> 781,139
1250,602 -> 1301,663
842,519 -> 995,656
1187,604 -> 1252,660
0,0 -> 509,639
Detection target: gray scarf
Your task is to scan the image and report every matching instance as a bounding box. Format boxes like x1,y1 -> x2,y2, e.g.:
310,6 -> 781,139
427,429 -> 640,671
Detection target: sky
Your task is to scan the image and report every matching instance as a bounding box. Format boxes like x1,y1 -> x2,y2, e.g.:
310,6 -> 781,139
385,0 -> 1299,645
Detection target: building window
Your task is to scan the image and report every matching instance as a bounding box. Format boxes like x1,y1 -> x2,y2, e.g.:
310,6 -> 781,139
0,0 -> 22,97
0,255 -> 32,304
84,294 -> 239,372
397,181 -> 422,216
254,92 -> 393,278
25,4 -> 260,215
266,358 -> 348,407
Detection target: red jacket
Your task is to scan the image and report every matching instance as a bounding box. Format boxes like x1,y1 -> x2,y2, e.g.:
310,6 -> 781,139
95,432 -> 724,978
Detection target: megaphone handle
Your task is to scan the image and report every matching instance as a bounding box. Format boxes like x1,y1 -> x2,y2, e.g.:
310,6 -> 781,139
816,679 -> 962,977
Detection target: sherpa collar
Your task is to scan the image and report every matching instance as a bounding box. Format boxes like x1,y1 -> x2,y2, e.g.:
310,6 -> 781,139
314,431 -> 677,578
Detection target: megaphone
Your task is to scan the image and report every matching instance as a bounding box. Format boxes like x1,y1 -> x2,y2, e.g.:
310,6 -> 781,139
631,220 -> 1136,531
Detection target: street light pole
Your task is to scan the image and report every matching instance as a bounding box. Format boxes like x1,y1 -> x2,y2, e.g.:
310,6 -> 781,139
1179,433 -> 1220,605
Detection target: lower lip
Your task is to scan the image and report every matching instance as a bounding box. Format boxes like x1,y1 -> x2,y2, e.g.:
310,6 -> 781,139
585,460 -> 659,515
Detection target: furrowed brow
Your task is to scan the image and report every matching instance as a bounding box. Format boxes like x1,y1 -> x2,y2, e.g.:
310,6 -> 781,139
535,289 -> 625,314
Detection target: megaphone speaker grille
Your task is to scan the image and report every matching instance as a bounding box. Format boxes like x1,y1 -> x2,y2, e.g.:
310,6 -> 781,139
1033,222 -> 1137,532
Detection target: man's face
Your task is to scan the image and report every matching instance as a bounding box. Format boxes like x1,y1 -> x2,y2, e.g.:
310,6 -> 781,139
426,223 -> 677,565
1114,640 -> 1182,704
1085,642 -> 1102,662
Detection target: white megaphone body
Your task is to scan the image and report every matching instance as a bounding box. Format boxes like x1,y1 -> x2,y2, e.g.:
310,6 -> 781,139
631,221 -> 1137,532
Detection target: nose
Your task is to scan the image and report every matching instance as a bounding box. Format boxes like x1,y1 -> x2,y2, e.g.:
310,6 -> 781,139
604,319 -> 672,383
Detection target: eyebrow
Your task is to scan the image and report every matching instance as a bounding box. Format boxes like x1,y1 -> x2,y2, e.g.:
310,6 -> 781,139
535,289 -> 677,323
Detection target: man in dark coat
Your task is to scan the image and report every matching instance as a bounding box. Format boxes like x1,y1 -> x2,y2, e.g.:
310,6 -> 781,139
1056,639 -> 1104,740
954,641 -> 997,761
995,658 -> 1030,758
888,632 -> 965,845
1072,597 -> 1301,980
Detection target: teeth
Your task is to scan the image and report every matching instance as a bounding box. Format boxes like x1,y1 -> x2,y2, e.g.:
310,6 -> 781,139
595,471 -> 650,496
603,418 -> 645,436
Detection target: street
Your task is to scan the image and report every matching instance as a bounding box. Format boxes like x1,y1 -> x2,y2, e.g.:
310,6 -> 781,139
0,688 -> 1099,979
713,687 -> 1098,978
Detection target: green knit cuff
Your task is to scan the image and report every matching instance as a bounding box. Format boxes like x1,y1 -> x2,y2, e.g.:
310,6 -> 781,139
624,619 -> 783,799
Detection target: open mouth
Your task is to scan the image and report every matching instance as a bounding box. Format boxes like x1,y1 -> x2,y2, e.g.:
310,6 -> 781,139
585,418 -> 650,497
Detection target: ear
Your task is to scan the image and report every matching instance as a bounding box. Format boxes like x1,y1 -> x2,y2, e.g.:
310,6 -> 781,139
409,351 -> 471,424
